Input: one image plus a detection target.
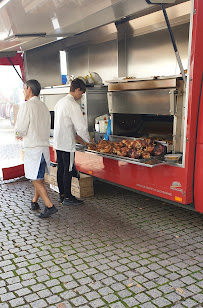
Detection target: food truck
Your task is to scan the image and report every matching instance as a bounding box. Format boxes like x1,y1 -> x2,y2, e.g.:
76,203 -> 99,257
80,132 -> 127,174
0,0 -> 203,213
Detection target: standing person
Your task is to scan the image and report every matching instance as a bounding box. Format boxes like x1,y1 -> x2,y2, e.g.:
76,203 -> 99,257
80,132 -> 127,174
15,79 -> 58,218
54,78 -> 91,205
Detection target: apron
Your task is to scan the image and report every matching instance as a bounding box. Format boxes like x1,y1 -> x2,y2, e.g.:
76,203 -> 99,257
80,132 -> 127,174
24,147 -> 50,180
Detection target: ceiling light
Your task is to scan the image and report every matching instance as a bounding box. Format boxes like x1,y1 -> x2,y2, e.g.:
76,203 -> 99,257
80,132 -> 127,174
145,0 -> 176,3
51,16 -> 60,30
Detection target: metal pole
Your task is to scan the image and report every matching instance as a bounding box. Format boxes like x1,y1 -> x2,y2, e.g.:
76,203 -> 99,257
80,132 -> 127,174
7,57 -> 24,82
161,4 -> 186,85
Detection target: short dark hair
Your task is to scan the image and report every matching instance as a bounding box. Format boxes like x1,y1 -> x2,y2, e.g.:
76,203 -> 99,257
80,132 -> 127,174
70,78 -> 86,93
25,79 -> 41,96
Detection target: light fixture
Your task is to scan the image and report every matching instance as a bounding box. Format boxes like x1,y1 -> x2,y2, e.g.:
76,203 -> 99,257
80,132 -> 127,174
51,16 -> 60,30
145,0 -> 176,3
4,33 -> 47,42
0,0 -> 12,10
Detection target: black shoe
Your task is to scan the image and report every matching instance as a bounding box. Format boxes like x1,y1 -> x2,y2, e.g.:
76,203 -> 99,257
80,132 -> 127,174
58,194 -> 65,203
62,196 -> 84,206
31,201 -> 40,210
38,205 -> 58,218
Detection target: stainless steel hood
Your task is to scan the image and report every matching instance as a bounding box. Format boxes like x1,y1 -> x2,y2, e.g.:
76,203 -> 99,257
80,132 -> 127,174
0,0 -> 188,52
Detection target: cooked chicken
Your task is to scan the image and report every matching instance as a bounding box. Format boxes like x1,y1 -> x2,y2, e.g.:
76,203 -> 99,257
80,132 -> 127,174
132,140 -> 143,149
88,138 -> 166,160
117,147 -> 129,157
88,144 -> 96,151
153,144 -> 165,156
99,144 -> 113,153
142,152 -> 151,159
129,149 -> 143,159
145,145 -> 154,153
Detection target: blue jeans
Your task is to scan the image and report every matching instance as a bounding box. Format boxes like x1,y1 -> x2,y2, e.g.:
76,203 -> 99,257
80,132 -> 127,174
37,153 -> 46,180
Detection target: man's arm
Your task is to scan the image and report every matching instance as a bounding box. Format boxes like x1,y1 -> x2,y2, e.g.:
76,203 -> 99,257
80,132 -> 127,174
70,104 -> 90,143
76,134 -> 95,145
15,103 -> 30,137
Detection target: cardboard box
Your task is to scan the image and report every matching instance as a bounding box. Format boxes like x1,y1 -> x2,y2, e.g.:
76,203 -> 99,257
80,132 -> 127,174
49,165 -> 94,198
71,174 -> 94,198
49,165 -> 58,186
44,172 -> 50,184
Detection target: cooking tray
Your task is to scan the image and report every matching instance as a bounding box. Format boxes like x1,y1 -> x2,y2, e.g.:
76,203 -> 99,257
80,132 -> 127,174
83,149 -> 166,168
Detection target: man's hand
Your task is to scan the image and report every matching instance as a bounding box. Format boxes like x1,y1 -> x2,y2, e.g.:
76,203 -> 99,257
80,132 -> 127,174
89,137 -> 95,144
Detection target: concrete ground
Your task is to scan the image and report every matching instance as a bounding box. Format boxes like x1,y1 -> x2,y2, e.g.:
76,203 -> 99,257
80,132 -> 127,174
0,118 -> 203,308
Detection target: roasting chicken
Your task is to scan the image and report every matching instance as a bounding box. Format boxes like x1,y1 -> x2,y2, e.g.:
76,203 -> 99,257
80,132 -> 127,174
87,138 -> 166,160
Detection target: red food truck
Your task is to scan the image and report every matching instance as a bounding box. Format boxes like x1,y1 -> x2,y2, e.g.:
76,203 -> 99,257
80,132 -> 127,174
73,0 -> 203,213
1,0 -> 203,213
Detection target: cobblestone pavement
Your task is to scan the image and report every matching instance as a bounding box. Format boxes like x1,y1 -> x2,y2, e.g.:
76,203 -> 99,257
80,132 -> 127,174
0,177 -> 203,308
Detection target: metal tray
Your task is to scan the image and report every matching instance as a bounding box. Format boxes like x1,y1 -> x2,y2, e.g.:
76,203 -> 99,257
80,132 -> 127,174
75,144 -> 87,151
84,149 -> 166,168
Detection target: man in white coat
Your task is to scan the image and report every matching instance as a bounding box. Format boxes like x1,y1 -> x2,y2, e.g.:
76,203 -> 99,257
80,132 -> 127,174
54,78 -> 91,205
15,79 -> 58,218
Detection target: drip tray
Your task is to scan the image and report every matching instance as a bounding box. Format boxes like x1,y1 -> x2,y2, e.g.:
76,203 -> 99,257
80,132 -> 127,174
84,149 -> 166,168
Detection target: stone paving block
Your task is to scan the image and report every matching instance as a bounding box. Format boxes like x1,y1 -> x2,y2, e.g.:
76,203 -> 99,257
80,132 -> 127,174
30,299 -> 47,307
165,292 -> 181,303
181,298 -> 199,307
139,302 -> 157,308
146,288 -> 163,298
46,295 -> 61,304
180,276 -> 197,285
75,285 -> 91,295
186,284 -> 202,293
37,288 -> 52,298
117,289 -> 132,298
0,287 -> 7,296
60,290 -> 77,300
36,274 -> 51,282
9,297 -> 25,307
0,281 -> 6,288
89,298 -> 106,307
152,297 -> 172,307
0,292 -> 16,302
0,271 -> 14,279
103,293 -> 119,303
30,283 -> 46,292
135,292 -> 152,303
63,280 -> 79,290
85,291 -> 101,301
101,277 -> 116,285
0,304 -> 9,308
70,295 -> 88,306
79,277 -> 93,285
109,302 -> 126,308
111,282 -> 126,292
24,293 -> 40,303
89,281 -> 103,290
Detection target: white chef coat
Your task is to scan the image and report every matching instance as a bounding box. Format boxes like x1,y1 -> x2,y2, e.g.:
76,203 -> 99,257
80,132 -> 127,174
15,96 -> 51,180
53,94 -> 90,152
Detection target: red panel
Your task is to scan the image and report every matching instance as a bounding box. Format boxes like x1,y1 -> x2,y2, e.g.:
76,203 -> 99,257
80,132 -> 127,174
2,164 -> 24,181
189,0 -> 203,212
0,53 -> 25,82
194,144 -> 203,213
49,145 -> 57,163
75,152 -> 192,205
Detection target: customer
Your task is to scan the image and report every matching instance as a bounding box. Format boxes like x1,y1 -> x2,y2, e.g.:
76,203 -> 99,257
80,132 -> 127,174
54,78 -> 91,205
15,79 -> 58,218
